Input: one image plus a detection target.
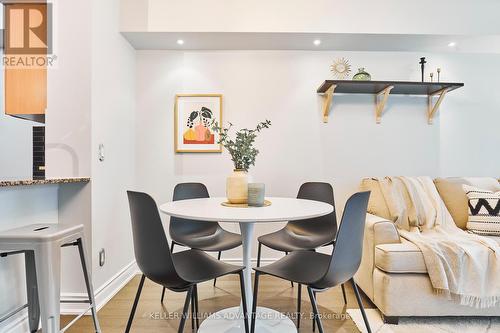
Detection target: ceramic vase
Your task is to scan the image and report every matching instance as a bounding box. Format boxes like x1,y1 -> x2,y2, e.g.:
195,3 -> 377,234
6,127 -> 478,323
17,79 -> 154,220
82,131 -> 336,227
227,169 -> 249,204
352,68 -> 371,81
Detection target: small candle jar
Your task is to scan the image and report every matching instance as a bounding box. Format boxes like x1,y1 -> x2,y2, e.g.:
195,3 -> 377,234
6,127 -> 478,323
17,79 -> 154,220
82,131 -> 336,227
248,183 -> 265,207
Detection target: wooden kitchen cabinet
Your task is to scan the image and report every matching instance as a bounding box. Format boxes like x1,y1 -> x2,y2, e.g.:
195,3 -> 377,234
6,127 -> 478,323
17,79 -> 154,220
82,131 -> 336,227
4,2 -> 48,123
5,66 -> 47,123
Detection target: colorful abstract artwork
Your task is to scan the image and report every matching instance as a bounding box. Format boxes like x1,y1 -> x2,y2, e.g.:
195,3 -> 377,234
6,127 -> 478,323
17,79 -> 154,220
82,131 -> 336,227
174,94 -> 222,152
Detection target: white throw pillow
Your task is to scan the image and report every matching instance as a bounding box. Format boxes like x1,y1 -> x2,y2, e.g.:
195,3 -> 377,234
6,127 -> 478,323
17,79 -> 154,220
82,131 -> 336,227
463,185 -> 500,235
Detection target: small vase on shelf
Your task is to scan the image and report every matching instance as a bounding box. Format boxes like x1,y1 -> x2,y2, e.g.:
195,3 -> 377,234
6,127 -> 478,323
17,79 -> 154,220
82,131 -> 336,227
227,169 -> 249,204
352,68 -> 371,81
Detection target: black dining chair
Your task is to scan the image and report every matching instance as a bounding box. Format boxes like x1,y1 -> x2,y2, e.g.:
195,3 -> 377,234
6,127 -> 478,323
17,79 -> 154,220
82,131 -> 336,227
256,182 -> 346,328
161,183 -> 242,302
251,191 -> 372,333
126,191 -> 249,333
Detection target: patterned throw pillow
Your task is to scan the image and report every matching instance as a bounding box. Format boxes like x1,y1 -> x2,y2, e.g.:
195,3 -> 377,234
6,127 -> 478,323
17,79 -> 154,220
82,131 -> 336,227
463,185 -> 500,235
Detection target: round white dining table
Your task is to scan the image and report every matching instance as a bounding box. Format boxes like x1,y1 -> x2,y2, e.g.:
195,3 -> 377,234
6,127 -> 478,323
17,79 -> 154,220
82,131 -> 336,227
159,197 -> 334,333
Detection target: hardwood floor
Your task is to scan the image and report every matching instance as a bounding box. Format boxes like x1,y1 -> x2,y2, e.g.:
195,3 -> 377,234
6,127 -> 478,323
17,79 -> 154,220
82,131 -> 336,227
62,274 -> 374,332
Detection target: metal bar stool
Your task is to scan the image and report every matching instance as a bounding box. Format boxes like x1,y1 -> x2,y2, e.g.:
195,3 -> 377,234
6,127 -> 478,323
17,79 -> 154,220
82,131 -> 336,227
0,224 -> 101,333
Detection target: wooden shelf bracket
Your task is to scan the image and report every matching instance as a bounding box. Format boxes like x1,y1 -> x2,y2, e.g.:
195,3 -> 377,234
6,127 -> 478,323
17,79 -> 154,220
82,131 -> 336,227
374,85 -> 394,124
316,80 -> 463,124
427,87 -> 449,124
322,84 -> 337,123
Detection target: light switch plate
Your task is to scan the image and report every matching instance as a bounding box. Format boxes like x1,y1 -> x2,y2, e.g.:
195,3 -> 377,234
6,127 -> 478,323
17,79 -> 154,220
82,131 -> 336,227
98,144 -> 105,162
99,248 -> 105,267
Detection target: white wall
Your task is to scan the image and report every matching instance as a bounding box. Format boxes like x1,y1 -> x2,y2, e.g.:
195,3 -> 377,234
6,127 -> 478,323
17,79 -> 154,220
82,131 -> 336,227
0,115 -> 33,180
136,50 -> 478,260
45,0 -> 92,178
0,52 -> 33,180
439,53 -> 500,177
90,0 -> 136,290
122,0 -> 500,35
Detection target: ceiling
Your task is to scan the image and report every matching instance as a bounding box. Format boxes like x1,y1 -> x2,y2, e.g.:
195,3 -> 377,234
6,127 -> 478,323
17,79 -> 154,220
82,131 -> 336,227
121,32 -> 500,53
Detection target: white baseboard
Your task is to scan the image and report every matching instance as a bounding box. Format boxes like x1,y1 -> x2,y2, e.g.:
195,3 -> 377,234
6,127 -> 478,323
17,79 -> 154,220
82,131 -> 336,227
60,260 -> 139,315
1,257 -> 277,332
0,309 -> 30,333
59,257 -> 277,313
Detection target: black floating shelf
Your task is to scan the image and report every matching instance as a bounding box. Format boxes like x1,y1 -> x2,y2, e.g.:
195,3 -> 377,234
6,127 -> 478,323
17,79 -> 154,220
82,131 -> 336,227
317,80 -> 464,95
316,80 -> 464,124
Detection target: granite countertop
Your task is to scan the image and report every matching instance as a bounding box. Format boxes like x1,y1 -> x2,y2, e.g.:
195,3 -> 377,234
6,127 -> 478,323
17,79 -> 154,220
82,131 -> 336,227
0,177 -> 90,187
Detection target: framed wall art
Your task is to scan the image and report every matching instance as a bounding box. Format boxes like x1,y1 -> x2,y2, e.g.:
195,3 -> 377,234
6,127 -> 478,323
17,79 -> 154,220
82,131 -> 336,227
174,94 -> 223,153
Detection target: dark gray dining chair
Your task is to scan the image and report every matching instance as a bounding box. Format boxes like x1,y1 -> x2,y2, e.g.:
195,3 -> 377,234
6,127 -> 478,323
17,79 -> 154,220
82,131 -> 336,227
256,182 -> 345,328
161,183 -> 242,301
126,191 -> 249,333
251,191 -> 372,333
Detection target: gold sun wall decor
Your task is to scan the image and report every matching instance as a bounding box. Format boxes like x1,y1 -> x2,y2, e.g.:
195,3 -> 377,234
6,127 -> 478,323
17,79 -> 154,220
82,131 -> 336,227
330,57 -> 352,79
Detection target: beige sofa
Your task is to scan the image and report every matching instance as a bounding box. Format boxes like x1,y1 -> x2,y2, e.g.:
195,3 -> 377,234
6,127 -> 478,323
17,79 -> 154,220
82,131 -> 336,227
355,177 -> 500,323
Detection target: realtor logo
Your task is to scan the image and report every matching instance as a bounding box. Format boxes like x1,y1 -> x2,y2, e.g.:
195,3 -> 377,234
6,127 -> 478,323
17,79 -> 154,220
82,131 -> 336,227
4,3 -> 52,55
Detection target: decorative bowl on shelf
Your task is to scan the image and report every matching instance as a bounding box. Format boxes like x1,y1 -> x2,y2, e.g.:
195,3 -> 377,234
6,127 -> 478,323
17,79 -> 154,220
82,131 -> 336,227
352,68 -> 371,81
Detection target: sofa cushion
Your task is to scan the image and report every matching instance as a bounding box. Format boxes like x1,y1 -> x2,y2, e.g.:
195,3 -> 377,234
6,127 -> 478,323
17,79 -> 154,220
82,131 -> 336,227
464,185 -> 500,236
434,177 -> 500,230
434,178 -> 471,229
375,239 -> 427,274
360,178 -> 392,220
466,177 -> 500,191
375,235 -> 500,274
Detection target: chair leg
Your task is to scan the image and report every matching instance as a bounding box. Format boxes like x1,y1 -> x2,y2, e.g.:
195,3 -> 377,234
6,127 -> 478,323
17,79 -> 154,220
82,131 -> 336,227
77,238 -> 102,333
161,287 -> 166,303
191,290 -> 195,330
24,251 -> 40,333
341,283 -> 347,304
285,252 -> 293,287
308,287 -> 324,333
125,274 -> 146,333
179,286 -> 193,333
238,271 -> 250,333
351,279 -> 371,333
256,243 -> 262,267
297,283 -> 302,328
213,251 -> 222,286
312,290 -> 317,332
33,241 -> 61,333
162,243 -> 176,303
194,284 -> 200,329
251,272 -> 261,333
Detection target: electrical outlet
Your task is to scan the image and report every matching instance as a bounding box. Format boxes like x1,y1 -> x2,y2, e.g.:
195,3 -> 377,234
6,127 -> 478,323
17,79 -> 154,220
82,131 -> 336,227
99,248 -> 105,267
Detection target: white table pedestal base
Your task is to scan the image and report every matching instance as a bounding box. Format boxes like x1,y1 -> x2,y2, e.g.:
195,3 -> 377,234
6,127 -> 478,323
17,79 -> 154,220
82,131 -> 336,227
159,198 -> 333,333
198,306 -> 297,333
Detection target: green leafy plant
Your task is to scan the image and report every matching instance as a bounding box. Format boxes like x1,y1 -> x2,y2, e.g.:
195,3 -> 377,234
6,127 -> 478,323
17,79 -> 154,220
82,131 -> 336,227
212,119 -> 271,171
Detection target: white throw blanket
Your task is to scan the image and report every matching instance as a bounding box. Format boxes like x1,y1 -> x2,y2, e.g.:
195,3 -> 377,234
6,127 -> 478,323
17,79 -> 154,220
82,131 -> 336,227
379,176 -> 500,308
